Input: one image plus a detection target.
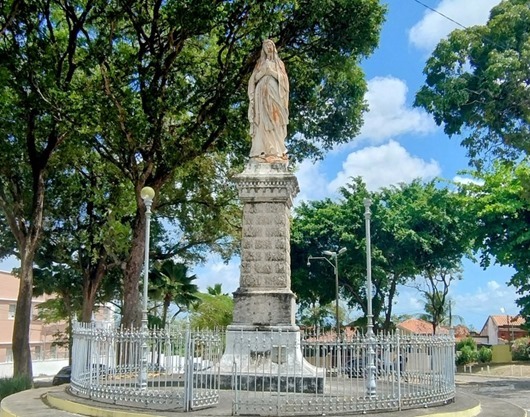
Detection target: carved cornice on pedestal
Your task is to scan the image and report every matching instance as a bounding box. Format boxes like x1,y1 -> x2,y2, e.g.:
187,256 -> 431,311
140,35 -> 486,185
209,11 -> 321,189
234,161 -> 299,205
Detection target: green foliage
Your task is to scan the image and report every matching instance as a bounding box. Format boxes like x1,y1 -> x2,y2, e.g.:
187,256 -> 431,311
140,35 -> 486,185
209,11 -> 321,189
511,337 -> 530,361
415,0 -> 530,168
291,178 -> 473,331
478,346 -> 492,364
149,260 -> 200,328
456,345 -> 478,366
297,302 -> 337,330
0,0 -> 386,359
0,376 -> 32,401
456,337 -> 477,351
190,292 -> 233,329
457,161 -> 530,321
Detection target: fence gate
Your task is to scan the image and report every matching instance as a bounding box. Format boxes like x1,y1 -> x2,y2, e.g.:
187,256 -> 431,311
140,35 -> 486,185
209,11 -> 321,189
183,328 -> 223,411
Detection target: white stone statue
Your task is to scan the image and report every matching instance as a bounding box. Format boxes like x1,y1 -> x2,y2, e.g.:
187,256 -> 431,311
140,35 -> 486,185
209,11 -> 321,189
248,39 -> 289,162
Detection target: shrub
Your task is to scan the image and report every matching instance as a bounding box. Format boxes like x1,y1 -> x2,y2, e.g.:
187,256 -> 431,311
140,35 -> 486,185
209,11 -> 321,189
456,345 -> 478,365
0,375 -> 32,401
511,337 -> 530,361
456,337 -> 477,351
477,346 -> 492,363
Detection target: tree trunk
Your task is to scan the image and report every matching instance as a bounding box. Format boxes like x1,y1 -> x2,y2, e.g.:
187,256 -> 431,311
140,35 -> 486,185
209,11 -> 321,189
121,209 -> 146,329
12,249 -> 35,380
81,252 -> 107,323
383,276 -> 398,332
162,295 -> 170,328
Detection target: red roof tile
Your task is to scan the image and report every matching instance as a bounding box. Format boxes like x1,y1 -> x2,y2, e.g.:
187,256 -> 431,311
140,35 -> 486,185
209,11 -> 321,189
397,318 -> 449,335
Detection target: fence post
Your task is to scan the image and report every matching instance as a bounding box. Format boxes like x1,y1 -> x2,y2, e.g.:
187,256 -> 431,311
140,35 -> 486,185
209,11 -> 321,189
184,325 -> 194,411
397,329 -> 402,411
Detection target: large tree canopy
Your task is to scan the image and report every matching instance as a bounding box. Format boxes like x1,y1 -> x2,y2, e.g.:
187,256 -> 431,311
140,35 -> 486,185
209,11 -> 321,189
0,0 -> 386,378
291,178 -> 473,331
415,0 -> 530,169
458,161 -> 530,321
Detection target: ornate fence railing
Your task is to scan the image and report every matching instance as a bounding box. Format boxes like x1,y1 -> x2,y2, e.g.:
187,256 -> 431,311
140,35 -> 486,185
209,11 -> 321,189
231,329 -> 455,415
70,321 -> 222,411
70,322 -> 455,416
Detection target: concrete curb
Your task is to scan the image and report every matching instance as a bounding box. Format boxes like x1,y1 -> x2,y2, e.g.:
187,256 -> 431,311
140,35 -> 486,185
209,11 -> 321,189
1,386 -> 485,417
46,391 -> 157,417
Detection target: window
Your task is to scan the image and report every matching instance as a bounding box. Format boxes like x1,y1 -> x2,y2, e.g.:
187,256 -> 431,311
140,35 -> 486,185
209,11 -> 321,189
34,345 -> 42,360
8,304 -> 16,319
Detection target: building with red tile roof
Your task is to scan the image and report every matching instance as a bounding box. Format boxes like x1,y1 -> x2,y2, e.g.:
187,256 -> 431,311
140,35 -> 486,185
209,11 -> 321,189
479,315 -> 528,345
397,318 -> 449,335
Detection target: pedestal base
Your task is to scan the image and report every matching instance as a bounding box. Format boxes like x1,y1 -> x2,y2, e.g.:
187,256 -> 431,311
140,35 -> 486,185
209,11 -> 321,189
218,327 -> 324,393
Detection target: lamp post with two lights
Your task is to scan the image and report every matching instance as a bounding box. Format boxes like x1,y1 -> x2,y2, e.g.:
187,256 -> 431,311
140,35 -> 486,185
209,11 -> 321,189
307,247 -> 347,340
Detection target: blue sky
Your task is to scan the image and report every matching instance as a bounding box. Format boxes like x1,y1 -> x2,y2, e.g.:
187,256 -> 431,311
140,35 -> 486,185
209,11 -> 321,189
0,0 -> 518,331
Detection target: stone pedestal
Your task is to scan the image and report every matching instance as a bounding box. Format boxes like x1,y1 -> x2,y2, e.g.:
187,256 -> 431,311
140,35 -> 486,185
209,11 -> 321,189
231,161 -> 298,330
219,161 -> 322,390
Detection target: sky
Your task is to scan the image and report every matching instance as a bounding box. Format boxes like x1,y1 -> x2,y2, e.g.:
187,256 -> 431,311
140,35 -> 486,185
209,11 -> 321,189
0,0 -> 519,331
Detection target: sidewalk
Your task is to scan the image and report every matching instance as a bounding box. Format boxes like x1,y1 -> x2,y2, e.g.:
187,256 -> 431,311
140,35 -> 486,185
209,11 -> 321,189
0,379 -> 526,417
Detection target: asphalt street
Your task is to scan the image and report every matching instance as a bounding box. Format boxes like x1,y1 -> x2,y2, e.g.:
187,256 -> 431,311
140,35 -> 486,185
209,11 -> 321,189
456,374 -> 530,415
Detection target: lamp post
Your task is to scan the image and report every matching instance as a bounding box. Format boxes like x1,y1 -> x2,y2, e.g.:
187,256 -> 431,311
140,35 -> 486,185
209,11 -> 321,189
307,248 -> 346,372
364,198 -> 376,397
139,186 -> 155,389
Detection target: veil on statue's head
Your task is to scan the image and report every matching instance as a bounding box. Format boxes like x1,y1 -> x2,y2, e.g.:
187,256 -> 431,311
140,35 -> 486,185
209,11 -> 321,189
259,39 -> 280,63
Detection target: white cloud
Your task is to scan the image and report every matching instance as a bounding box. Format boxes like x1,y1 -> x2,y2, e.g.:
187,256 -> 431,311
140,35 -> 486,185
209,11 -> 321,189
358,77 -> 436,143
409,0 -> 502,52
293,159 -> 330,204
487,281 -> 501,291
192,255 -> 240,294
453,282 -> 517,313
452,175 -> 484,186
328,140 -> 441,192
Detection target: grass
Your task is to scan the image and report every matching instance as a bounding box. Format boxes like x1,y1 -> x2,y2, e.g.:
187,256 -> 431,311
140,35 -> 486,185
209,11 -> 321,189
0,375 -> 32,401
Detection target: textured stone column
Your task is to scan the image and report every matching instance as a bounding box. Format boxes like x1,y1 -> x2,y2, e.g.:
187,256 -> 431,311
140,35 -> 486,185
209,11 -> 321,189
230,161 -> 299,330
218,161 -> 321,388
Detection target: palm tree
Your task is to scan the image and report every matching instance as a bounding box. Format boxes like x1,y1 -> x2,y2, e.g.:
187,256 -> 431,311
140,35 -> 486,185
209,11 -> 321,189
207,283 -> 227,296
148,260 -> 200,328
420,294 -> 464,333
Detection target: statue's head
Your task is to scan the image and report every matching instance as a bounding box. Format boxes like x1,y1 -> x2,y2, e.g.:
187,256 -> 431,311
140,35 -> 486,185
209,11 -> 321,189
262,39 -> 277,59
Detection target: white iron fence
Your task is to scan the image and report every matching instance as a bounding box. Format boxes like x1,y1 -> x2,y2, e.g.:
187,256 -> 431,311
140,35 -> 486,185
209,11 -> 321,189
70,321 -> 222,411
70,322 -> 455,416
231,329 -> 455,415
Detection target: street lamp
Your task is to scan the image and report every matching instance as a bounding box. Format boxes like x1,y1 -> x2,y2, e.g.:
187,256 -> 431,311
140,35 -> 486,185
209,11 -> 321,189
307,247 -> 347,340
364,198 -> 376,397
139,186 -> 155,389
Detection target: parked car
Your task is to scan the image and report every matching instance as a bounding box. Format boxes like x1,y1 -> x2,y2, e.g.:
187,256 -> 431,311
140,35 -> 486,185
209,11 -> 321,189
52,366 -> 71,385
342,357 -> 382,378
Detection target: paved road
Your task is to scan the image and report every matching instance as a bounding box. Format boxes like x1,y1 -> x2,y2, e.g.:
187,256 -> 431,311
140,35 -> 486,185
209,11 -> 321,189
456,374 -> 530,414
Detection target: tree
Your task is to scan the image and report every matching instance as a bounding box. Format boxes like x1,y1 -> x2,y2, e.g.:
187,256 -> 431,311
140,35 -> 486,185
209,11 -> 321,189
0,0 -> 387,375
415,0 -> 530,169
148,260 -> 200,328
458,161 -> 530,321
291,178 -> 473,332
0,0 -> 97,379
297,301 -> 340,332
414,268 -> 462,334
189,291 -> 233,329
207,284 -> 228,296
35,150 -> 132,323
81,0 -> 386,328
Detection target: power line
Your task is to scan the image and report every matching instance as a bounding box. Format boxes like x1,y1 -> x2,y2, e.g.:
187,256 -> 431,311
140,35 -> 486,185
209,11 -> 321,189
412,0 -> 468,30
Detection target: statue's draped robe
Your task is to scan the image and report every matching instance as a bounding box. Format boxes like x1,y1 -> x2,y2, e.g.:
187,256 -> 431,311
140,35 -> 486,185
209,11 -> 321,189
248,59 -> 289,158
